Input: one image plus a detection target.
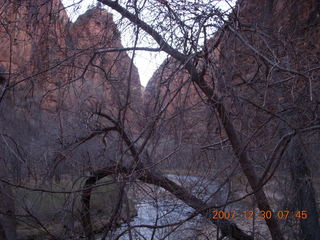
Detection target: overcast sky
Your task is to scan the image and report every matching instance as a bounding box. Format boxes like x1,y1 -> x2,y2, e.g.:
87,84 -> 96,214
61,0 -> 235,87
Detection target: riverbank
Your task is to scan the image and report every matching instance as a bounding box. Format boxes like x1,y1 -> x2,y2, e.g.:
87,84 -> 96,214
15,176 -> 136,239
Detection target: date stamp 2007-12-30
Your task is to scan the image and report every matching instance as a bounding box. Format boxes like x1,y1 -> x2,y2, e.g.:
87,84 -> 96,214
210,210 -> 308,220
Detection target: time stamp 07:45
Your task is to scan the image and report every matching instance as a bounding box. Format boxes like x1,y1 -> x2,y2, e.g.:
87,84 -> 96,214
211,210 -> 308,220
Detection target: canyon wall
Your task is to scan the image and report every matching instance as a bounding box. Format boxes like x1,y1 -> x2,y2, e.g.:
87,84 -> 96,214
0,1 -> 143,177
144,0 -> 320,170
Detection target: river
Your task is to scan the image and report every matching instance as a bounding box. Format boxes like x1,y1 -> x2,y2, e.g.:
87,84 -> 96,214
99,174 -> 244,240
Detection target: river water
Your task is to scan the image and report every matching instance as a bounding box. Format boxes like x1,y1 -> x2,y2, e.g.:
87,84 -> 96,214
100,174 -> 241,240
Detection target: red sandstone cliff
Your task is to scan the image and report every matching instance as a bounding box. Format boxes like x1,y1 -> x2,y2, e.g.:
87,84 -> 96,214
0,1 -> 143,177
65,8 -> 142,122
0,1 -> 142,121
144,58 -> 210,141
144,0 -> 320,148
0,0 -> 68,72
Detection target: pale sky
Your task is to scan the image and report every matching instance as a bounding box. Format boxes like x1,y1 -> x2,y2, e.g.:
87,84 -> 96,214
61,0 -> 235,87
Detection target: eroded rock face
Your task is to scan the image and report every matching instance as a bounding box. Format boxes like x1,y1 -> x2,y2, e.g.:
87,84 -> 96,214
0,1 -> 143,177
65,8 -> 142,122
143,57 -> 224,172
216,0 -> 320,139
0,1 -> 142,113
144,0 -> 319,134
0,0 -> 68,73
144,58 -> 212,141
0,0 -> 69,113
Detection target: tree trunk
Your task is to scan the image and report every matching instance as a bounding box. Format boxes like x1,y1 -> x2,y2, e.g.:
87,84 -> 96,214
211,100 -> 284,240
287,135 -> 320,240
0,159 -> 17,240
